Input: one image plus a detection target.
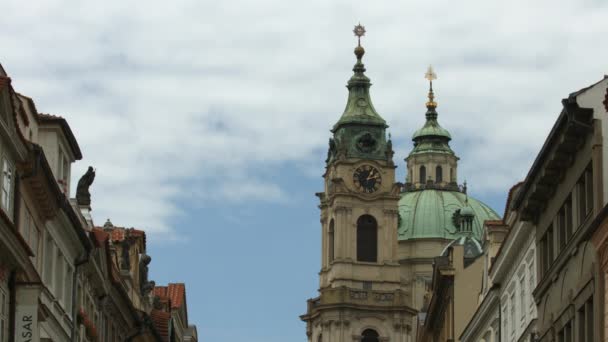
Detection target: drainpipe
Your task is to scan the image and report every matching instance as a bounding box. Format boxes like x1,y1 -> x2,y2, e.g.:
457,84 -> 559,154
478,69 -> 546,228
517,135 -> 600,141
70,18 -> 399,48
71,253 -> 89,342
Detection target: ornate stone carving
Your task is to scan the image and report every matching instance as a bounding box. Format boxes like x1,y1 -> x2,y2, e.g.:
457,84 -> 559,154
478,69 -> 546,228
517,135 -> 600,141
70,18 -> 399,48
76,166 -> 95,206
383,209 -> 399,217
329,177 -> 348,193
139,254 -> 155,296
349,290 -> 368,300
374,293 -> 394,302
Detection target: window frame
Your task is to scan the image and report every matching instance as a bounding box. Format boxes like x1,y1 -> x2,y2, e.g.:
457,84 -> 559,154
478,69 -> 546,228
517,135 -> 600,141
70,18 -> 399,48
0,157 -> 13,214
356,215 -> 378,263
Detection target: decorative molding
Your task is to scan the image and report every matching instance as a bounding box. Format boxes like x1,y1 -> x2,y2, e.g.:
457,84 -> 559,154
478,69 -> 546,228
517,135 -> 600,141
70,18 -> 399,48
373,293 -> 394,302
334,206 -> 350,213
383,209 -> 399,217
349,290 -> 368,300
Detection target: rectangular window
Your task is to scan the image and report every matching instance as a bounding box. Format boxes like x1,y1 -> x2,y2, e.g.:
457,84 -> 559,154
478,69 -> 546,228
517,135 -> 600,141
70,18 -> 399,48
586,298 -> 594,341
540,225 -> 554,275
55,249 -> 64,302
586,167 -> 593,216
558,207 -> 566,250
578,166 -> 594,227
0,158 -> 12,213
578,297 -> 594,342
510,293 -> 515,335
540,235 -> 547,275
519,276 -> 526,320
43,237 -> 54,286
528,261 -> 535,312
558,321 -> 572,342
564,196 -> 573,243
64,262 -> 73,312
502,307 -> 508,341
557,196 -> 573,252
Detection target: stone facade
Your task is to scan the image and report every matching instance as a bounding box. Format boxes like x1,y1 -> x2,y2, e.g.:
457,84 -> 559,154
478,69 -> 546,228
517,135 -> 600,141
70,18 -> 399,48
461,77 -> 608,342
0,64 -> 198,342
417,242 -> 485,342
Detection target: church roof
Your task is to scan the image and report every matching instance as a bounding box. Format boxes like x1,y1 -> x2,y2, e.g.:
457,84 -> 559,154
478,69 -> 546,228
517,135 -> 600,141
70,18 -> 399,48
398,189 -> 500,241
332,45 -> 386,131
408,70 -> 454,158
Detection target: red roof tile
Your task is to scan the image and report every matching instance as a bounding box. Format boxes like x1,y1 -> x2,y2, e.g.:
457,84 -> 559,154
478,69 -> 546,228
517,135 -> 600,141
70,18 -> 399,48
150,310 -> 171,342
95,226 -> 147,248
91,229 -> 109,247
154,286 -> 168,298
154,283 -> 186,309
167,283 -> 185,309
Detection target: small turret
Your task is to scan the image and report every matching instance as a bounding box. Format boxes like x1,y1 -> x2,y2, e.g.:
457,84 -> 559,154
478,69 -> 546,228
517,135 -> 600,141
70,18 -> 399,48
404,66 -> 459,191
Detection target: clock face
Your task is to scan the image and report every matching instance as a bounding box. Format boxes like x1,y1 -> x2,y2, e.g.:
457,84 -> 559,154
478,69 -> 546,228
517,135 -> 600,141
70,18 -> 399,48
353,165 -> 382,193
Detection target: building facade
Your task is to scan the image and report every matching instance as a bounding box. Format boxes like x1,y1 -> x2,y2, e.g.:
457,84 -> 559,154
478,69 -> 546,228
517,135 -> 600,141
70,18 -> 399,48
461,77 -> 608,342
0,63 -> 199,342
460,182 -> 538,342
513,77 -> 607,342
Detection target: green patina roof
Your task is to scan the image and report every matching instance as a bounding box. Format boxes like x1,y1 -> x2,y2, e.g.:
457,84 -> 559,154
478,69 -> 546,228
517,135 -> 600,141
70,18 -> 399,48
332,46 -> 386,131
408,91 -> 454,157
411,112 -> 452,141
398,189 -> 500,241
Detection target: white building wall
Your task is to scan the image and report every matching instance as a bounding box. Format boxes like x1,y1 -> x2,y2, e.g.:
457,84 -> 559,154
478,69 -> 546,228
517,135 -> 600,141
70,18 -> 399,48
498,230 -> 536,342
576,77 -> 608,207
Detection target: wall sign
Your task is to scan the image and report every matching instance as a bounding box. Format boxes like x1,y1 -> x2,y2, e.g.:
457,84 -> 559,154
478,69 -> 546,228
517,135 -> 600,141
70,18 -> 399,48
15,285 -> 40,342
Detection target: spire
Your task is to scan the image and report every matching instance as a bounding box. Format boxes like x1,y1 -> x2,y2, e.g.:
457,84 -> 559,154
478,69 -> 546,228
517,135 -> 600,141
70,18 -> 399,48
332,24 -> 386,131
411,66 -> 451,142
425,65 -> 437,110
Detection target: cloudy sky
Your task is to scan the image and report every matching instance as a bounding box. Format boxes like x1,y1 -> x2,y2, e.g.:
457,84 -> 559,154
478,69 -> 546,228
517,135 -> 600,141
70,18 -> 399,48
2,0 -> 607,340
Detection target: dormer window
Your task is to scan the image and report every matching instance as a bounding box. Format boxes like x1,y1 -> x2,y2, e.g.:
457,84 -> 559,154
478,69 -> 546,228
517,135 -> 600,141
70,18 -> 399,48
1,157 -> 13,213
57,149 -> 70,194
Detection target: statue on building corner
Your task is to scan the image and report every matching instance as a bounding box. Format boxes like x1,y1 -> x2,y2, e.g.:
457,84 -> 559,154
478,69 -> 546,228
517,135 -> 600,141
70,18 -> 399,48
139,254 -> 155,296
76,166 -> 96,206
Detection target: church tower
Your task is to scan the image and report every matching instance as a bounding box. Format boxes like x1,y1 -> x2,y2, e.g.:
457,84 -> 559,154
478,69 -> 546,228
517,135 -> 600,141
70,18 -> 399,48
301,25 -> 416,342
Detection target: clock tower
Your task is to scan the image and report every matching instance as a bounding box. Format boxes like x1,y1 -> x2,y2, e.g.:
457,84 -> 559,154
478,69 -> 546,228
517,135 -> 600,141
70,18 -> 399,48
301,25 -> 416,342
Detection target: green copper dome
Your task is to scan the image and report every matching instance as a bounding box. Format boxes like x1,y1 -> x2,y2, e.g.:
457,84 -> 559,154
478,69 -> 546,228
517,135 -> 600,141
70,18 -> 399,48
398,190 -> 500,241
408,87 -> 455,158
411,112 -> 452,141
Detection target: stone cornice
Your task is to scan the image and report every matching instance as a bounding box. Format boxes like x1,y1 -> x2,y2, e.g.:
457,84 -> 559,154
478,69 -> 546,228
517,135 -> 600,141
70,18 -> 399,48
514,98 -> 594,222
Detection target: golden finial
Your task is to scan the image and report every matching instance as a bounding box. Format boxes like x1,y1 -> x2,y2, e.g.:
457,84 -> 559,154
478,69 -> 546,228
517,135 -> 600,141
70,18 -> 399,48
425,65 -> 437,108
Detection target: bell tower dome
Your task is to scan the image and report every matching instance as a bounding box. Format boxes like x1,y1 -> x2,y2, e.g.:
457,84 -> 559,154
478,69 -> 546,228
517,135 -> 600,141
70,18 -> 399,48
404,66 -> 460,191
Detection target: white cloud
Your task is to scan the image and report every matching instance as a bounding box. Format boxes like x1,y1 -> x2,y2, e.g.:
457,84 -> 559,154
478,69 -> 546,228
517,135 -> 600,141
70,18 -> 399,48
2,0 -> 607,239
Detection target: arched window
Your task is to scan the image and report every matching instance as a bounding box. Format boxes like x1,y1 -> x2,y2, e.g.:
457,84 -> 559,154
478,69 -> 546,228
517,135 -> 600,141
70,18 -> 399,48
450,168 -> 454,182
317,334 -> 323,342
328,219 -> 335,263
419,166 -> 426,184
436,166 -> 443,183
357,215 -> 377,262
362,329 -> 379,342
